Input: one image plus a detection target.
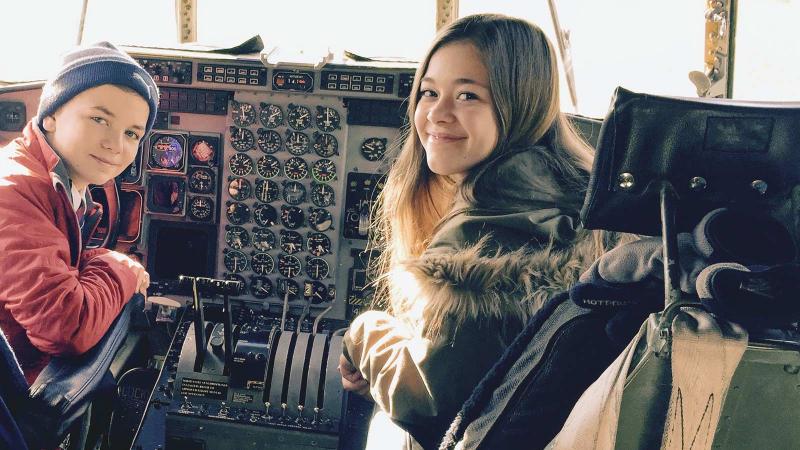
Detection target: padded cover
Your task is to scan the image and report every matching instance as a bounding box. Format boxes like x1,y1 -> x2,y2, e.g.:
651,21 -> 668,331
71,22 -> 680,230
0,394 -> 27,450
17,294 -> 143,448
118,189 -> 144,243
0,328 -> 29,413
0,328 -> 29,450
581,87 -> 800,235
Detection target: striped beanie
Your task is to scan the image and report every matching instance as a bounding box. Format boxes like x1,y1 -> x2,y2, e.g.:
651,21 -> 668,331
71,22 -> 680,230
37,41 -> 159,134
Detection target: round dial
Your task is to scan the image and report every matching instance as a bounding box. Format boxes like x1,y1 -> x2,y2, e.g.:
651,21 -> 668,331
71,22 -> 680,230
278,254 -> 302,278
191,139 -> 216,164
227,177 -> 252,201
225,274 -> 247,292
253,203 -> 278,227
310,183 -> 335,207
251,252 -> 275,275
360,137 -> 387,161
228,153 -> 253,177
232,101 -> 257,127
284,157 -> 309,180
250,276 -> 273,299
305,257 -> 329,280
259,103 -> 284,128
255,178 -> 279,203
280,230 -> 304,254
229,127 -> 255,152
225,226 -> 251,250
282,181 -> 306,205
315,106 -> 341,132
277,278 -> 300,300
188,167 -> 215,194
307,232 -> 331,257
257,129 -> 282,154
252,227 -> 276,251
188,196 -> 214,221
287,104 -> 312,130
226,202 -> 251,225
256,155 -> 281,179
305,281 -> 328,304
224,250 -> 249,273
150,135 -> 184,169
311,159 -> 337,183
285,131 -> 310,155
312,133 -> 339,157
308,208 -> 333,232
280,205 -> 305,229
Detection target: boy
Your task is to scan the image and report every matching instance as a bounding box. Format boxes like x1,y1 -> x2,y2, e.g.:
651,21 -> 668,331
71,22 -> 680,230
0,42 -> 157,384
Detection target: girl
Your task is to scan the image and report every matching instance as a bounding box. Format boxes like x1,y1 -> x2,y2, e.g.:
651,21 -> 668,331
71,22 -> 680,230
339,14 -> 609,450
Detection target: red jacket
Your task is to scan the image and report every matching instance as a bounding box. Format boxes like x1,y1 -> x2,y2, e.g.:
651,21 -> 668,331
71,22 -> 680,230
0,121 -> 137,384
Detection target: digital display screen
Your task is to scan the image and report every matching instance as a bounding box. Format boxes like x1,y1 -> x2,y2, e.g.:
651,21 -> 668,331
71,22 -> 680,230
272,71 -> 314,92
147,175 -> 186,215
147,221 -> 215,282
149,134 -> 186,170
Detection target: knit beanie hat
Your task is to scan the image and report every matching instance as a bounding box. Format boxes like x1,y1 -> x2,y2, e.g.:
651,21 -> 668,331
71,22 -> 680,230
37,41 -> 159,135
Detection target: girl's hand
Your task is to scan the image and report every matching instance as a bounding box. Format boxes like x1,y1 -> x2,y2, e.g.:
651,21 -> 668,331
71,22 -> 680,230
338,354 -> 371,397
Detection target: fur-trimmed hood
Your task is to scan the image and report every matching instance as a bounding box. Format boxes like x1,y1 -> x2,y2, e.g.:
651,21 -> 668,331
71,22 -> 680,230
394,148 -> 599,341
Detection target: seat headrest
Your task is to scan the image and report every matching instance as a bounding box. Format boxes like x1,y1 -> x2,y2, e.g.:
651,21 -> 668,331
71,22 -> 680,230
581,87 -> 800,235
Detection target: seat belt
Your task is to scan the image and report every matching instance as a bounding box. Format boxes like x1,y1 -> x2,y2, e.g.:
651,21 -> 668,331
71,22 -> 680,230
661,309 -> 747,450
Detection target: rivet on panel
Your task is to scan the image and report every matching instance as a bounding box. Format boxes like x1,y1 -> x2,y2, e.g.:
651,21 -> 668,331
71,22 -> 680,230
751,180 -> 768,195
618,173 -> 635,190
690,176 -> 707,192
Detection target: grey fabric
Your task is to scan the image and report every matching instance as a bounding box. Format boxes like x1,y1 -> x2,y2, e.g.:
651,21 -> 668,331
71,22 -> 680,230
580,233 -> 709,295
457,300 -> 588,449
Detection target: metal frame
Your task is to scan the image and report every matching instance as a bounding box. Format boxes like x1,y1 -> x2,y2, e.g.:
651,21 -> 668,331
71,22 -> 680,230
436,0 -> 459,31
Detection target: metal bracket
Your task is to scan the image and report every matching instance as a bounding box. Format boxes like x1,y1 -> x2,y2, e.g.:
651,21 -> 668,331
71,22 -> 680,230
689,0 -> 737,98
175,0 -> 197,43
436,0 -> 459,31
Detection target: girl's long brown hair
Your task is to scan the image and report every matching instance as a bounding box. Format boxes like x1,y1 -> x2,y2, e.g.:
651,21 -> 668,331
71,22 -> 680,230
368,14 -> 610,314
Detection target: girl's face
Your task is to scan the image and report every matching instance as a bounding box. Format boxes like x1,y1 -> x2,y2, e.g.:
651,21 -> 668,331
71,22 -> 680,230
415,41 -> 499,181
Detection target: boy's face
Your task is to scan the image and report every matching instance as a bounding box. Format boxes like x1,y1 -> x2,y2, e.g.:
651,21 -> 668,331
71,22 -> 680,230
43,84 -> 149,191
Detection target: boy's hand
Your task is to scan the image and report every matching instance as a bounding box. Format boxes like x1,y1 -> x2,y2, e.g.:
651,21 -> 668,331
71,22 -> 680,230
339,353 -> 370,397
107,251 -> 150,296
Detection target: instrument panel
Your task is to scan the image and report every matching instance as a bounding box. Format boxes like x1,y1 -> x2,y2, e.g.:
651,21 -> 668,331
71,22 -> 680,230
114,49 -> 412,324
90,49 -> 413,450
219,93 -> 347,309
0,49 -> 413,450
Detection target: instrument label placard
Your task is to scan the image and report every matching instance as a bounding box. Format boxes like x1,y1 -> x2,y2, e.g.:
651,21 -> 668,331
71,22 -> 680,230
179,378 -> 228,400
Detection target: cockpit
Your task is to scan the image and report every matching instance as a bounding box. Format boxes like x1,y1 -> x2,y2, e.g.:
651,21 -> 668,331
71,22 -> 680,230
1,1 -> 799,449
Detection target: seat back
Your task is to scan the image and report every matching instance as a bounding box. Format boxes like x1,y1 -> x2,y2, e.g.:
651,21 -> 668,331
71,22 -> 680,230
579,87 -> 800,449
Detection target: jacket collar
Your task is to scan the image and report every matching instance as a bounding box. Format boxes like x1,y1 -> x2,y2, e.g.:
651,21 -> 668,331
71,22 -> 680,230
26,119 -> 93,210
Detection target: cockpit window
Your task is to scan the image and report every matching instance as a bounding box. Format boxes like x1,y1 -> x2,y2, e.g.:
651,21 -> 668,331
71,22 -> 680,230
733,0 -> 800,102
196,0 -> 434,61
460,0 -> 706,117
4,1 -> 797,117
2,0 -> 433,83
3,0 -> 176,83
